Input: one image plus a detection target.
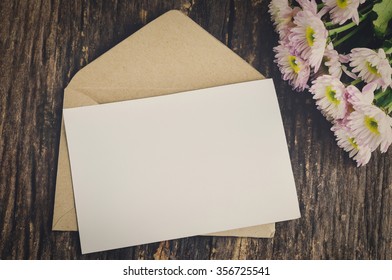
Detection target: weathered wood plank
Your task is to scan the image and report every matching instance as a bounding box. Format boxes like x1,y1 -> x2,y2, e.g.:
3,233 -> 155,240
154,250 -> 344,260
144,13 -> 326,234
0,0 -> 391,260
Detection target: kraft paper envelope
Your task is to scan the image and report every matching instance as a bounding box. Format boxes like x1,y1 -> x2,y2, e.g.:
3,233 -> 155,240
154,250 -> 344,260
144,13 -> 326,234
53,10 -> 276,237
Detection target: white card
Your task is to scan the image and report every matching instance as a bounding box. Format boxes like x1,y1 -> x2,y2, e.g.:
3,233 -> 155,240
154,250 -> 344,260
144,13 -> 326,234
63,79 -> 300,254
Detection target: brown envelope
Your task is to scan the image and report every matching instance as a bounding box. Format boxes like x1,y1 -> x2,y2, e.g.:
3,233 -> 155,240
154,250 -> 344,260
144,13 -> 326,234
53,10 -> 275,238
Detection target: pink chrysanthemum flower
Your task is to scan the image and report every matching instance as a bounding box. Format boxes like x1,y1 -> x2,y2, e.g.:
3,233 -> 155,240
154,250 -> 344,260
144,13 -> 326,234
337,53 -> 359,80
321,0 -> 362,25
348,105 -> 392,152
380,118 -> 392,153
269,0 -> 299,41
332,123 -> 371,166
269,0 -> 290,24
345,83 -> 376,110
289,10 -> 328,72
281,7 -> 302,41
274,42 -> 311,91
349,48 -> 392,90
296,0 -> 318,15
310,75 -> 347,120
323,43 -> 343,78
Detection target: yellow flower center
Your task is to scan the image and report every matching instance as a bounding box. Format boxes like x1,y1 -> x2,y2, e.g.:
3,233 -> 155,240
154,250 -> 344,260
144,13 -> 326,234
306,26 -> 315,47
289,55 -> 300,74
364,116 -> 380,135
348,137 -> 359,150
336,0 -> 348,9
325,86 -> 340,105
366,62 -> 381,76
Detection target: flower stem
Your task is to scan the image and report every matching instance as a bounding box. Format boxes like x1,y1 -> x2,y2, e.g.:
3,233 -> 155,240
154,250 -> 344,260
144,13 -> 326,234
350,79 -> 362,86
385,103 -> 392,115
333,26 -> 360,47
329,22 -> 356,37
328,10 -> 371,37
325,21 -> 335,27
375,90 -> 390,101
375,88 -> 392,115
358,3 -> 374,15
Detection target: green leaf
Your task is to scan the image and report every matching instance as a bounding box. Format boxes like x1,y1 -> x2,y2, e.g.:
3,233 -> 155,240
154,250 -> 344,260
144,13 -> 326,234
372,0 -> 392,38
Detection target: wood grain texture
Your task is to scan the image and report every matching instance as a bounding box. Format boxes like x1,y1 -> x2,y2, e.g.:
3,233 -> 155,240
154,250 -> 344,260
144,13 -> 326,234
0,0 -> 391,260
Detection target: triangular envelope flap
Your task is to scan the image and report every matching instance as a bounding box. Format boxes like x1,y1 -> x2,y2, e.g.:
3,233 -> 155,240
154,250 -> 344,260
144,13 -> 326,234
63,88 -> 98,108
66,10 -> 262,104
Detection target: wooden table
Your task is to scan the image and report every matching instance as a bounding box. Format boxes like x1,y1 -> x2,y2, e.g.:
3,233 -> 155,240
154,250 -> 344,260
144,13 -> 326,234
1,0 -> 391,260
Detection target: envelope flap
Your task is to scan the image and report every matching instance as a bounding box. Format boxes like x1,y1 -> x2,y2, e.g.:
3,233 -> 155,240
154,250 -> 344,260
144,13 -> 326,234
66,10 -> 262,103
63,88 -> 98,108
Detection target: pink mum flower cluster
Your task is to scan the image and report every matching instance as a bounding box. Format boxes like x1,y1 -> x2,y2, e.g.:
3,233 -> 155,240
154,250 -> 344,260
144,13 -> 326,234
269,0 -> 392,166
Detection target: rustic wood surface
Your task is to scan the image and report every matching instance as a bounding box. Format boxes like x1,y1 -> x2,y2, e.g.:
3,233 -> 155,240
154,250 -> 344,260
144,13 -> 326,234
0,0 -> 391,260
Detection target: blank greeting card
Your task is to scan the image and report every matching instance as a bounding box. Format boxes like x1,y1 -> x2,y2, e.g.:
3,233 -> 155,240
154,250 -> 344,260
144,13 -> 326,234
63,79 -> 300,254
